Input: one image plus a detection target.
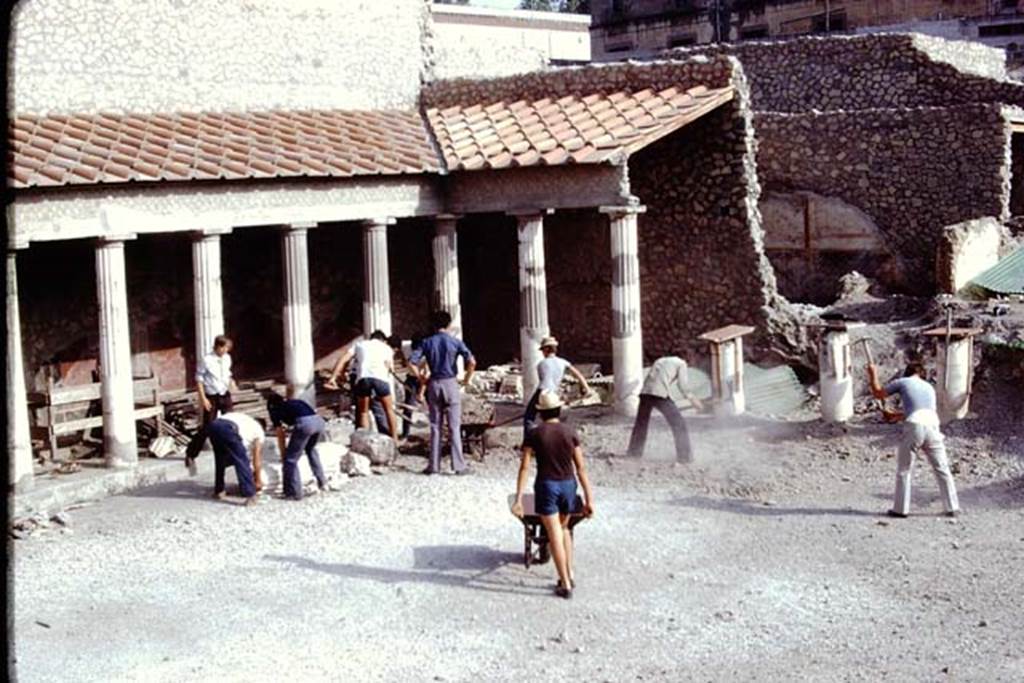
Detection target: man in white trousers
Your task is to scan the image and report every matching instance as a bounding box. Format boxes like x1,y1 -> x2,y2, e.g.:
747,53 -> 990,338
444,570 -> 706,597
867,361 -> 960,518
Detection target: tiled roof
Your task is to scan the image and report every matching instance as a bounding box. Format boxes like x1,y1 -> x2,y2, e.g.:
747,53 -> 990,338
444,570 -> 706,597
7,84 -> 734,189
8,109 -> 442,188
425,84 -> 734,171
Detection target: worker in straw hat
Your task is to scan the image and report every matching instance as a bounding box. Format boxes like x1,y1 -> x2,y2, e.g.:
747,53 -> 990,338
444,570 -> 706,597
511,390 -> 595,599
523,335 -> 593,439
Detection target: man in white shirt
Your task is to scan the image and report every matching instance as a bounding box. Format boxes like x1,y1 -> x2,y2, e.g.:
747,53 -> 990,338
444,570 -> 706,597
196,335 -> 237,426
185,410 -> 265,505
523,336 -> 593,438
324,330 -> 398,440
626,352 -> 704,463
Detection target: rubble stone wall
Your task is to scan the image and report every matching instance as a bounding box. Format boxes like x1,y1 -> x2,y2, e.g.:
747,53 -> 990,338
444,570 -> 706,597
756,104 -> 1011,292
1012,133 -> 1024,217
542,210 -> 613,367
10,0 -> 430,115
422,54 -> 738,110
626,68 -> 796,359
663,34 -> 1024,113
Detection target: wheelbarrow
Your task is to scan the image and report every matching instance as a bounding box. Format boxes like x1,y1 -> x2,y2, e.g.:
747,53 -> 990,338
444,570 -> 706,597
508,493 -> 588,569
460,392 -> 496,459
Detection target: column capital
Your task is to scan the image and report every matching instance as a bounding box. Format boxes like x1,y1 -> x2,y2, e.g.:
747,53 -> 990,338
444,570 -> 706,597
96,233 -> 138,246
507,208 -> 554,220
283,221 -> 317,232
192,226 -> 233,239
600,204 -> 647,218
436,213 -> 462,221
8,236 -> 29,251
361,217 -> 396,229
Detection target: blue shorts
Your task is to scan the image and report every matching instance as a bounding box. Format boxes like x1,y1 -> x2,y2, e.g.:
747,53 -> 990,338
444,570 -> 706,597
534,478 -> 578,516
354,377 -> 391,398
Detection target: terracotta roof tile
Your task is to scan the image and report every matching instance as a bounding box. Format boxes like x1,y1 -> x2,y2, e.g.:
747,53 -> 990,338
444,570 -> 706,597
8,108 -> 442,189
9,80 -> 735,187
428,81 -> 733,175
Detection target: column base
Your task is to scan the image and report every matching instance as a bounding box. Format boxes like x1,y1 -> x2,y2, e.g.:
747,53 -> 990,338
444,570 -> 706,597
104,437 -> 138,468
820,378 -> 854,423
712,393 -> 746,417
520,327 -> 547,406
612,336 -> 642,417
11,471 -> 35,494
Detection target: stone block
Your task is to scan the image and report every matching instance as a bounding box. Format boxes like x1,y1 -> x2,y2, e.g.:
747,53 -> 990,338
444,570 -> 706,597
936,217 -> 1006,293
324,418 -> 355,445
348,429 -> 395,466
225,440 -> 347,491
341,451 -> 373,477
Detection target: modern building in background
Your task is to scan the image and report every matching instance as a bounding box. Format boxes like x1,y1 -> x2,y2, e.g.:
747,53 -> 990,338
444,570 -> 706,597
431,2 -> 591,71
590,0 -> 1024,68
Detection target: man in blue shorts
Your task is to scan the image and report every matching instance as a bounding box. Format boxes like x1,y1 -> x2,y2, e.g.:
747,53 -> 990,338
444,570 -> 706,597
511,391 -> 595,599
867,361 -> 960,518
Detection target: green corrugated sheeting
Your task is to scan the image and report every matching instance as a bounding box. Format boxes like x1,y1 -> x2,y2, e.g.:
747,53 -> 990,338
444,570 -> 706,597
970,247 -> 1024,295
686,364 -> 808,417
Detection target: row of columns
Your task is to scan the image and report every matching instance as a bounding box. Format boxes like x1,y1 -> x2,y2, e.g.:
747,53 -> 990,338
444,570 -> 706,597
6,204 -> 646,490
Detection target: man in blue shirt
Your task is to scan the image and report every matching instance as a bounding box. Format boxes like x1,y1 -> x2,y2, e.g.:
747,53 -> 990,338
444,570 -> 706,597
413,310 -> 476,475
867,361 -> 960,518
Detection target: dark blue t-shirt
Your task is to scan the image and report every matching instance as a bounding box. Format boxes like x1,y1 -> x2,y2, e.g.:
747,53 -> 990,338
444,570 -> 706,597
269,399 -> 315,427
412,332 -> 474,380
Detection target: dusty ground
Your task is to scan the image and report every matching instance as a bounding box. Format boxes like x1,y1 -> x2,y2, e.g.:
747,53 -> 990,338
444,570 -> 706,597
11,398 -> 1024,683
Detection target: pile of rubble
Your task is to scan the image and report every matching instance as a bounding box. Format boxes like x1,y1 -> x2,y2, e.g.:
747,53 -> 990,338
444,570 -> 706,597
467,362 -> 608,406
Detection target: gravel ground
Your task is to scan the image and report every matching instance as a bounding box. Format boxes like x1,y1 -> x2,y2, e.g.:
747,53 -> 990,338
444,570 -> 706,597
11,406 -> 1024,682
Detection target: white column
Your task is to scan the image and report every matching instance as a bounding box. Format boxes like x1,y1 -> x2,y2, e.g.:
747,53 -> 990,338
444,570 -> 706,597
362,217 -> 395,336
513,211 -> 551,404
281,223 -> 316,404
712,338 -> 746,417
819,330 -> 853,423
191,228 -> 230,364
937,336 -> 974,423
96,236 -> 138,467
432,214 -> 463,338
602,205 -> 646,416
7,249 -> 33,491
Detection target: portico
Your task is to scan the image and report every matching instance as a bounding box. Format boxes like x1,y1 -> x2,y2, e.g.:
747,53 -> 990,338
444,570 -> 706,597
6,61 -> 745,488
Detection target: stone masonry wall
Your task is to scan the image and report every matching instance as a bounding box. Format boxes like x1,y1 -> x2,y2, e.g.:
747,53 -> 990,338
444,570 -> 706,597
627,63 -> 799,359
427,55 -> 802,362
422,54 -> 739,110
664,34 -> 1024,114
10,0 -> 430,115
756,104 -> 1011,292
1013,133 -> 1024,217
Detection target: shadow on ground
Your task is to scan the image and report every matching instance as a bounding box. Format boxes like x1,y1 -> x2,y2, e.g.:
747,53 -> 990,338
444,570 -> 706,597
263,546 -> 546,596
125,478 -> 230,504
670,495 -> 879,518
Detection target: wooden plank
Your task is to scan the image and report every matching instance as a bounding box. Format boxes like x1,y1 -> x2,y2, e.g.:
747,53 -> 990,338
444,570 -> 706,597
33,377 -> 161,408
46,384 -> 102,404
698,324 -> 756,343
51,415 -> 104,435
922,327 -> 983,338
50,405 -> 164,436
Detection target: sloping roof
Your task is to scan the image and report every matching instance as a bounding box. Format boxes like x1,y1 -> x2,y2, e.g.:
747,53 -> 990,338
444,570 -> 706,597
6,83 -> 734,189
7,109 -> 442,189
426,84 -> 734,171
970,247 -> 1024,295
